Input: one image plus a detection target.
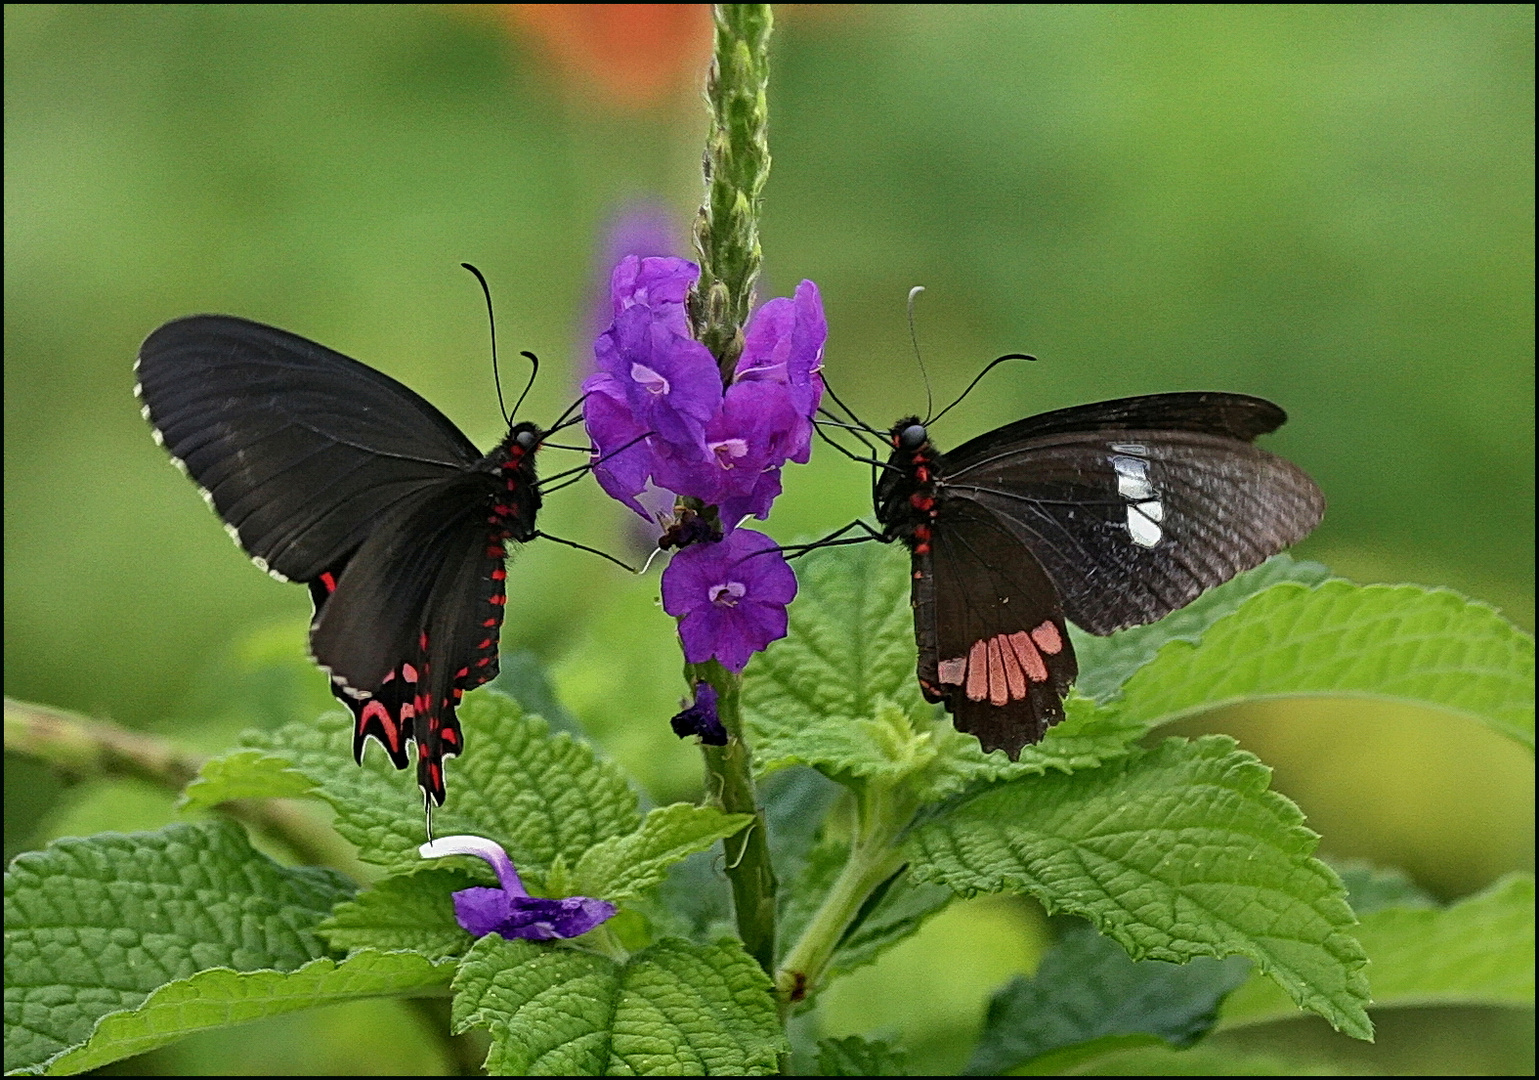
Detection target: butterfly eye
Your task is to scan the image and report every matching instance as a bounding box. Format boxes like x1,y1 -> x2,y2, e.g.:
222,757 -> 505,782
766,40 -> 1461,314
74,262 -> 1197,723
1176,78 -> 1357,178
899,423 -> 927,451
515,429 -> 538,450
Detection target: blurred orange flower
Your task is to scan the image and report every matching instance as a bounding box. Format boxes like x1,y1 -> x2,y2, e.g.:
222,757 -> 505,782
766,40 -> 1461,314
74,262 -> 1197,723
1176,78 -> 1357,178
500,4 -> 712,110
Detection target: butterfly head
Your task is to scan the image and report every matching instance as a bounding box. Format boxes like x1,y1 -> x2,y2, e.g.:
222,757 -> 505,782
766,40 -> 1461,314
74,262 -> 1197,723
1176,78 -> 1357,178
890,417 -> 930,454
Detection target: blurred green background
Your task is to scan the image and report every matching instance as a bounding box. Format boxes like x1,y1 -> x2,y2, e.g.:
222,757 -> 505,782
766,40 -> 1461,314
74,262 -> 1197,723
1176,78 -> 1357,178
5,5 -> 1532,1074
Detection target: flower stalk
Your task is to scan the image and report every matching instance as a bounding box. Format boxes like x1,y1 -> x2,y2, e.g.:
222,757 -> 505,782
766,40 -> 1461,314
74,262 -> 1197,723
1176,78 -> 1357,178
679,3 -> 779,979
691,659 -> 777,974
689,3 -> 773,376
773,780 -> 918,1013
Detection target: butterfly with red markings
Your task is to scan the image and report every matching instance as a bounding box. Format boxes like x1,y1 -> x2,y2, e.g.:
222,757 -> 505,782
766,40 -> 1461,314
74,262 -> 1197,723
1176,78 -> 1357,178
135,314 -> 561,808
825,388 -> 1325,759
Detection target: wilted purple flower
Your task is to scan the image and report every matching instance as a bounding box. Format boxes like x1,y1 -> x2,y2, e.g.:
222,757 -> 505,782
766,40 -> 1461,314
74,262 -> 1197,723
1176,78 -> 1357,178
670,681 -> 727,745
583,256 -> 827,527
661,528 -> 798,673
419,835 -> 615,942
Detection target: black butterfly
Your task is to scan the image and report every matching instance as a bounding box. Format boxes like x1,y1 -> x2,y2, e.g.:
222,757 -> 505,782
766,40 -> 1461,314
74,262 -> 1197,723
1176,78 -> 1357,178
136,314 -> 564,807
822,387 -> 1325,759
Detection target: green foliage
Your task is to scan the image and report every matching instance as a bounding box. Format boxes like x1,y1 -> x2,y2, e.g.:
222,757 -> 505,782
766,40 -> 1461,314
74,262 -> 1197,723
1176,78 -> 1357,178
1221,871 -> 1536,1027
3,820 -> 353,1075
42,952 -> 455,1076
906,737 -> 1372,1039
1070,555 -> 1332,702
816,1035 -> 910,1076
452,936 -> 786,1075
573,802 -> 752,905
1105,580 -> 1535,746
319,868 -> 482,960
196,692 -> 641,879
963,923 -> 1251,1075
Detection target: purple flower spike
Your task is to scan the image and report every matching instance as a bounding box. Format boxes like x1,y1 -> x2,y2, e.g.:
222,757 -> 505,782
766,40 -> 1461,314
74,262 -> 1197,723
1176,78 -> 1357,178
420,835 -> 616,942
661,528 -> 798,672
671,681 -> 727,745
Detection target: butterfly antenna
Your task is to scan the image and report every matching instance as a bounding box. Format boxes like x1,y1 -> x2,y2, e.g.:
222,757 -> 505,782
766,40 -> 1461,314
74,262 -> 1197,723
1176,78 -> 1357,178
927,353 -> 1038,426
461,262 -> 510,425
511,350 -> 540,419
907,285 -> 934,423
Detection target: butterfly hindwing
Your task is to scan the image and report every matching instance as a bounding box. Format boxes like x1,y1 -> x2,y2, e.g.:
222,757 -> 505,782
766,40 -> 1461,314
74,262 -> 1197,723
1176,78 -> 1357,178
135,315 -> 483,582
307,468 -> 523,806
916,499 -> 1077,758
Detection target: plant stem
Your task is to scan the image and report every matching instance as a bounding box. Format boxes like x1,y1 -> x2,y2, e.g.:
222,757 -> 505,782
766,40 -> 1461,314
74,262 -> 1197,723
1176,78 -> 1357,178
691,661 -> 777,974
688,3 -> 773,377
773,782 -> 917,1012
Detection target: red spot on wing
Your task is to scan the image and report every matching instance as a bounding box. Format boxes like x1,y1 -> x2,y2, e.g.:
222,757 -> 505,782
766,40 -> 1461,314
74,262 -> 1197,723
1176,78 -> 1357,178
1031,620 -> 1063,655
966,639 -> 989,701
986,637 -> 1008,705
938,656 -> 966,684
319,571 -> 337,593
997,633 -> 1026,699
1008,630 -> 1048,683
491,567 -> 507,581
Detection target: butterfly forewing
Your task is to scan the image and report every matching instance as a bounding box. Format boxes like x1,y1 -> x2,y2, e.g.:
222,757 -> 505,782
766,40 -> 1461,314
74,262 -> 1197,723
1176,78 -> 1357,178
136,315 -> 482,581
943,424 -> 1324,634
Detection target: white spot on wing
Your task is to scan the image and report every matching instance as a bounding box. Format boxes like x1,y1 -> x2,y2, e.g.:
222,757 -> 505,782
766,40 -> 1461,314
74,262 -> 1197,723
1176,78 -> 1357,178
1112,456 -> 1154,501
1127,504 -> 1162,547
1110,442 -> 1147,454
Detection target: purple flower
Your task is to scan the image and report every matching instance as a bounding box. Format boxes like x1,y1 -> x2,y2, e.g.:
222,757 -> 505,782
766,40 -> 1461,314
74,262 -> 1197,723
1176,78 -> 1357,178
731,280 -> 827,465
583,256 -> 827,526
670,681 -> 727,745
419,835 -> 616,942
662,528 -> 798,673
585,201 -> 681,350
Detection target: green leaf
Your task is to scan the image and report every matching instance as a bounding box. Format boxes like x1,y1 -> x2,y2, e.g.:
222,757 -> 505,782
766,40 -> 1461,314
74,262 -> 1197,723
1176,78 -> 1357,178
318,868 -> 482,960
3,819 -> 353,1075
1109,581 -> 1535,748
815,1034 -> 909,1075
1071,555 -> 1332,702
906,736 -> 1372,1040
1221,872 -> 1535,1026
574,803 -> 753,905
181,748 -> 319,806
744,543 -> 1139,801
963,922 -> 1251,1075
43,951 -> 454,1075
194,692 -> 642,877
452,936 -> 786,1075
